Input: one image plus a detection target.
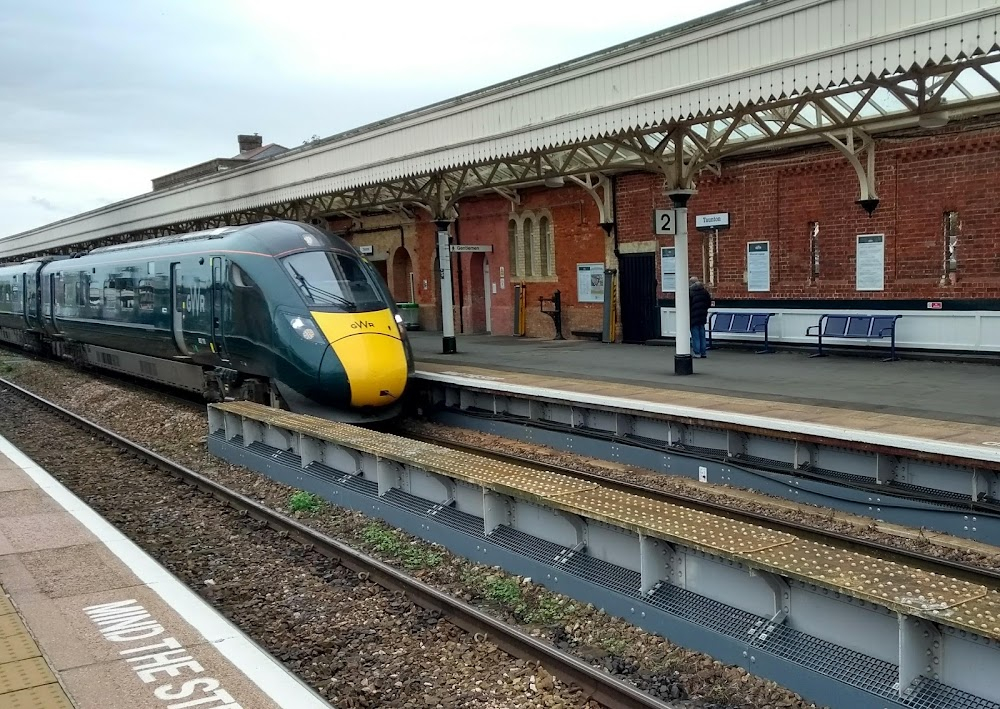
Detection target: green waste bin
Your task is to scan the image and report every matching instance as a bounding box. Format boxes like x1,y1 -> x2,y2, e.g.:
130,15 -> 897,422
396,302 -> 420,330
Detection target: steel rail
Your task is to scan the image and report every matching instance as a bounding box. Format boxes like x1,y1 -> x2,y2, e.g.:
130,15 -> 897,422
0,377 -> 672,709
408,431 -> 1000,588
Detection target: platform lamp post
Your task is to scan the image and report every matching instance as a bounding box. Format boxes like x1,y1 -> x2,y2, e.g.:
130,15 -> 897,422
434,218 -> 457,354
667,189 -> 697,375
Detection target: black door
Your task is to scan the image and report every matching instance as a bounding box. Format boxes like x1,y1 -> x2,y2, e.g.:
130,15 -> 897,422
210,257 -> 228,360
619,252 -> 658,344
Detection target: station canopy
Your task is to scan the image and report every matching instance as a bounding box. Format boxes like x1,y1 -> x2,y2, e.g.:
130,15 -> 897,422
3,0 -> 1000,258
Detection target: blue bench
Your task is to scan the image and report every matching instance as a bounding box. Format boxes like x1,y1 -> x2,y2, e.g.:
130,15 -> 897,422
806,314 -> 902,361
708,312 -> 775,354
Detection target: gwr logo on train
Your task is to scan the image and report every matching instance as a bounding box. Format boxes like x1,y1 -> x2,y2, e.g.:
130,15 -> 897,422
351,320 -> 376,329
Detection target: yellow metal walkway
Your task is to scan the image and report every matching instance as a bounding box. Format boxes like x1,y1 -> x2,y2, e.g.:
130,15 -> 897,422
215,400 -> 1000,639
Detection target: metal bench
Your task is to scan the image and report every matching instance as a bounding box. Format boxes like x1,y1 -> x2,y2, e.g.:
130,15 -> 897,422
806,314 -> 902,361
708,312 -> 775,354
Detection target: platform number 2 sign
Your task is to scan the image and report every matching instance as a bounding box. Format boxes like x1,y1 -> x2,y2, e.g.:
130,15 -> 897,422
654,209 -> 677,235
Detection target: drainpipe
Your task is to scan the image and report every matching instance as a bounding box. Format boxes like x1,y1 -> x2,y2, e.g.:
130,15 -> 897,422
610,175 -> 621,257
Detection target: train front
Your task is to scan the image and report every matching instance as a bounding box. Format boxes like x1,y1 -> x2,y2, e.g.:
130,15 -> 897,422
274,248 -> 414,423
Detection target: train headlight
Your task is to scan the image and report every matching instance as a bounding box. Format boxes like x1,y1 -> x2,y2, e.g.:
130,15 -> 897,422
285,314 -> 326,344
394,313 -> 403,324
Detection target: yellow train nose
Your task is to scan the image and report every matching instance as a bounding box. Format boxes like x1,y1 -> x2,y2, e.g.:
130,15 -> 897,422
311,310 -> 409,407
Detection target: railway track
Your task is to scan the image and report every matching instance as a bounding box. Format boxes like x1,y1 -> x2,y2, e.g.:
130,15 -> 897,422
0,376 -> 675,709
7,347 -> 996,588
407,431 -> 1000,588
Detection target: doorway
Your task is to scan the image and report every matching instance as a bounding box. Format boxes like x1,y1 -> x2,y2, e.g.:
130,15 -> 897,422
466,253 -> 492,334
372,258 -> 389,288
391,247 -> 414,303
618,252 -> 658,344
483,257 -> 492,334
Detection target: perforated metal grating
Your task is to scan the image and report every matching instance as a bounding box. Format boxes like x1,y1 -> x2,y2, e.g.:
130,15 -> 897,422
644,583 -> 764,637
212,416 -> 1000,708
756,623 -> 898,696
902,677 -> 1000,709
307,463 -> 378,495
490,527 -> 641,596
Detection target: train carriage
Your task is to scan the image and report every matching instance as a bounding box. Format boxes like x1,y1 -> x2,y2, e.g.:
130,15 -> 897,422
0,221 -> 413,423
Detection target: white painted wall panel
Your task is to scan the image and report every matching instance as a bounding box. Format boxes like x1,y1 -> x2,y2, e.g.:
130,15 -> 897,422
659,307 -> 1000,353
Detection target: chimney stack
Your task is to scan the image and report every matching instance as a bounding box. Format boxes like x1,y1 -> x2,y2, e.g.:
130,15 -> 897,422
238,134 -> 263,154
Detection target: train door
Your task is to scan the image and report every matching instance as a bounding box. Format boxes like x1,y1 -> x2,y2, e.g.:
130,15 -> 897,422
169,263 -> 192,356
19,274 -> 28,328
25,268 -> 39,330
43,272 -> 58,334
210,257 -> 228,360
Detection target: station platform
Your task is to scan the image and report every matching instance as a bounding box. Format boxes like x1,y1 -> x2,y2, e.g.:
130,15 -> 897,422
410,332 -> 999,426
411,332 -> 1000,465
0,436 -> 329,709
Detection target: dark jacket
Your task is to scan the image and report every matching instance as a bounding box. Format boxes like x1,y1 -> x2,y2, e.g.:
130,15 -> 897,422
689,283 -> 711,327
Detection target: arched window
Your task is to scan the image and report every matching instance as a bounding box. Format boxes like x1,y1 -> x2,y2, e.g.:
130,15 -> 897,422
522,217 -> 534,277
508,219 -> 518,277
538,216 -> 550,277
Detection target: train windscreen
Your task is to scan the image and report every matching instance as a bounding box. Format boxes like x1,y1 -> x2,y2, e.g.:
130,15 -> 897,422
282,251 -> 386,312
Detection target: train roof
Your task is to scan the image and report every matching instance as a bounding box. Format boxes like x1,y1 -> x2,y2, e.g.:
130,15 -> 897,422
85,221 -> 354,259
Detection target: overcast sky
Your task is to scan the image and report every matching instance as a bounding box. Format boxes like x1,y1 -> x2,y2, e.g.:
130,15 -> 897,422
0,0 -> 746,238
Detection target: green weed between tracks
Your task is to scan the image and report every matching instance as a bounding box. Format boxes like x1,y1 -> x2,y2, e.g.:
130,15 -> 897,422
362,522 -> 444,570
463,567 -> 575,625
288,490 -> 323,514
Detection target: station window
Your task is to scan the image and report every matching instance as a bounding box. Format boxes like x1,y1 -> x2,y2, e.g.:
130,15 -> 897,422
522,217 -> 534,277
538,216 -> 551,277
809,221 -> 820,281
508,210 -> 556,281
944,211 -> 959,275
507,219 -> 518,277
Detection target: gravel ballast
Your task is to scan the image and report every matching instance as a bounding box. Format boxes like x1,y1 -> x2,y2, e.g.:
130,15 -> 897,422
0,358 -> 827,708
0,387 -> 605,709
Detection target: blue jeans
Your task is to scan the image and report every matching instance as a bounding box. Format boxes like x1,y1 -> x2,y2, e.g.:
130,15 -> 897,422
690,325 -> 706,357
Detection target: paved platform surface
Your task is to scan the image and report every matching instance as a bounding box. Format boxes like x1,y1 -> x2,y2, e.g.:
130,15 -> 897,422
411,332 -> 1000,426
0,437 -> 329,709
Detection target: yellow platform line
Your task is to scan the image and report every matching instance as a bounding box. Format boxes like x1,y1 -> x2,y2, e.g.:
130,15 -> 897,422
0,584 -> 74,708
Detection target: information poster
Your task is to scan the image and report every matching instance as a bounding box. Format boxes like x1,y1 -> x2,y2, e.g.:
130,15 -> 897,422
660,247 -> 676,292
856,234 -> 885,291
577,263 -> 605,303
747,241 -> 770,292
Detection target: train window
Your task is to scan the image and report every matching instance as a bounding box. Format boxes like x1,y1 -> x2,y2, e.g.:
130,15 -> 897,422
281,251 -> 384,312
229,263 -> 256,289
138,279 -> 155,311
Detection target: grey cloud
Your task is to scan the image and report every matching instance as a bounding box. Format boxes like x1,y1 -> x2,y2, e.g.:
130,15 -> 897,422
29,196 -> 59,212
0,0 -> 472,176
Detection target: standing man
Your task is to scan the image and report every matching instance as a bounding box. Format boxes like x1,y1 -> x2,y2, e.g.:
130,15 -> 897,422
689,276 -> 711,358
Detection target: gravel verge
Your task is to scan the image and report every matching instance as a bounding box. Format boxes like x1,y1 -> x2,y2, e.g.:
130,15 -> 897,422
0,386 -> 599,709
1,357 -> 820,708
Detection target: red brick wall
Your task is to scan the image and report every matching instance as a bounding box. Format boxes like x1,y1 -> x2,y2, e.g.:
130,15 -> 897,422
456,187 -> 607,338
453,196 -> 510,335
330,123 -> 1000,344
616,125 -> 1000,303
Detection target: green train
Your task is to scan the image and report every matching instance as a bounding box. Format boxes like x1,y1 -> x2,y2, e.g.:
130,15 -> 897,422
0,221 -> 414,422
